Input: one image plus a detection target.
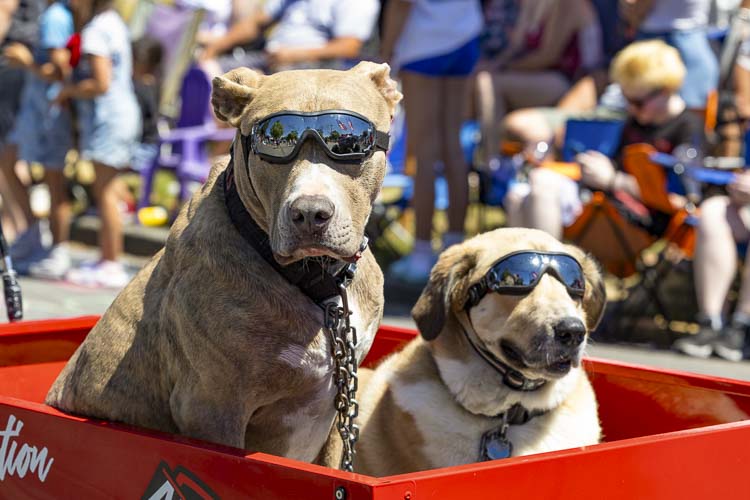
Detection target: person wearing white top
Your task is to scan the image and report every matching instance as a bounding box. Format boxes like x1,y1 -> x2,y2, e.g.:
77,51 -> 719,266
381,0 -> 483,286
199,0 -> 379,73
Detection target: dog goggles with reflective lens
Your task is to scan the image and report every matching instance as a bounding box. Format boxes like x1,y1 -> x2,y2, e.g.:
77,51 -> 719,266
465,251 -> 585,309
249,110 -> 390,163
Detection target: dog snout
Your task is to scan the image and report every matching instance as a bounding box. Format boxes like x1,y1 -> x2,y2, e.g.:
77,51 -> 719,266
288,195 -> 335,233
554,317 -> 586,347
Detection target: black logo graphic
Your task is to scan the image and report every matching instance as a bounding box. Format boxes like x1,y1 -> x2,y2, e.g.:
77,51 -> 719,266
142,461 -> 220,500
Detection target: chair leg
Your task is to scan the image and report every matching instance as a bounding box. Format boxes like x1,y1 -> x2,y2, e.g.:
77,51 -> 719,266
138,164 -> 157,212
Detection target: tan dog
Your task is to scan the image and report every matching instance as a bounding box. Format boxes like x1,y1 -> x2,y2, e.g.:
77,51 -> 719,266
355,228 -> 606,476
46,62 -> 402,464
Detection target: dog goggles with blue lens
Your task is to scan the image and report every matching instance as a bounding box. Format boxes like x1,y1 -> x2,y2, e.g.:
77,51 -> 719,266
249,110 -> 390,163
465,251 -> 585,309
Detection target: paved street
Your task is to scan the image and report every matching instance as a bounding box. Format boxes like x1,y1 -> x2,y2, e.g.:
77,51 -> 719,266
3,245 -> 750,382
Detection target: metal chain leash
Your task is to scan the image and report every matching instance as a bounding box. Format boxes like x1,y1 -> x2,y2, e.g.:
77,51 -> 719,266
324,281 -> 360,472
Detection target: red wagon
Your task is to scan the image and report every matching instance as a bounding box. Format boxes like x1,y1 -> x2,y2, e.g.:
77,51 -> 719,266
1,316 -> 750,499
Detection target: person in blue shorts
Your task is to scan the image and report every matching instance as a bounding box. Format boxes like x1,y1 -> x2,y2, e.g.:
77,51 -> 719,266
56,0 -> 139,288
2,0 -> 74,277
382,0 -> 483,285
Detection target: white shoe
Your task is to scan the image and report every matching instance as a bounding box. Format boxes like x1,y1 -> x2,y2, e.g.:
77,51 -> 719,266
28,244 -> 73,280
66,260 -> 131,289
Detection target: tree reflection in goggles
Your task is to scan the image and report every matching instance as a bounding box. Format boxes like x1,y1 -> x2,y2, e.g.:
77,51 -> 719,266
250,110 -> 390,163
465,251 -> 585,309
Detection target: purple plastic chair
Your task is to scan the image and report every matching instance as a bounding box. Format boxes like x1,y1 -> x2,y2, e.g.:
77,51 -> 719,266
138,66 -> 235,212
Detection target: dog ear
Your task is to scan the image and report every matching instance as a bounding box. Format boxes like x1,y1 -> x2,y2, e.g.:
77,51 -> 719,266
351,61 -> 403,117
412,245 -> 476,341
211,67 -> 265,127
565,245 -> 607,331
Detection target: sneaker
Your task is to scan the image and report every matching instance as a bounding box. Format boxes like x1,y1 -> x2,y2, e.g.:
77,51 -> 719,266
28,244 -> 73,280
672,324 -> 720,358
66,260 -> 131,289
714,324 -> 747,362
387,251 -> 437,286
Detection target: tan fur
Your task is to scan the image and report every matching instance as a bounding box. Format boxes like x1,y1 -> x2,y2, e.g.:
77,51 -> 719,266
45,62 -> 402,465
356,228 -> 605,476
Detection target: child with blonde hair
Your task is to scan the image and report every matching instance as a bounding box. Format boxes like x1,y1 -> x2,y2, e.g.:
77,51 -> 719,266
505,39 -> 703,239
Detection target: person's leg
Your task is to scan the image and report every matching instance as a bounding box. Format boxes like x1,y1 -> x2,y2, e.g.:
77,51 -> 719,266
693,196 -> 739,322
0,144 -> 33,234
523,167 -> 564,239
494,71 -> 571,113
476,70 -> 500,167
503,108 -> 557,146
27,167 -> 74,280
402,70 -> 442,243
387,70 -> 442,284
44,169 -> 71,245
441,75 -> 471,244
673,196 -> 746,358
712,202 -> 750,361
92,162 -> 125,262
666,29 -> 719,110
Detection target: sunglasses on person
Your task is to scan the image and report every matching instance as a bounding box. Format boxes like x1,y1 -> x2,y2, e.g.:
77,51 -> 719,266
464,251 -> 586,309
248,110 -> 390,163
624,88 -> 664,109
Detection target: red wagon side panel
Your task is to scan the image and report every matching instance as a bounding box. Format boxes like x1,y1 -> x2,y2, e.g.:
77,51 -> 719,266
1,317 -> 750,499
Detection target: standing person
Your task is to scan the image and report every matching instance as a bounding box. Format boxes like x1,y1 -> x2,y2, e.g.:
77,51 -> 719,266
56,0 -> 139,288
3,0 -> 75,279
383,0 -> 483,285
0,0 -> 45,247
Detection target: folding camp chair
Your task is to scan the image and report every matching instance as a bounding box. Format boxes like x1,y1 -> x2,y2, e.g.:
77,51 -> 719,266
584,143 -> 709,344
137,66 -> 235,215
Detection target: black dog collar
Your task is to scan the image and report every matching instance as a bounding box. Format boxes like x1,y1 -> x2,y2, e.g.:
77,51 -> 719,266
223,149 -> 364,306
459,315 -> 547,392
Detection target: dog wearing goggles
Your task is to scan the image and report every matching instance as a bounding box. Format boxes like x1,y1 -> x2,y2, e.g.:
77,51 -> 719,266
46,62 -> 402,465
352,228 -> 605,475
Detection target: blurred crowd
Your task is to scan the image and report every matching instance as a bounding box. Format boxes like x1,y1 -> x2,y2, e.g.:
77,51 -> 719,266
3,0 -> 750,361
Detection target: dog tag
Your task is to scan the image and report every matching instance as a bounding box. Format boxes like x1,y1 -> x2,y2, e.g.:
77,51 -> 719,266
480,433 -> 513,461
479,426 -> 513,462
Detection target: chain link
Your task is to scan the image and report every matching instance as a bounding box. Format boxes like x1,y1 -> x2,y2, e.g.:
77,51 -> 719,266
324,282 -> 359,472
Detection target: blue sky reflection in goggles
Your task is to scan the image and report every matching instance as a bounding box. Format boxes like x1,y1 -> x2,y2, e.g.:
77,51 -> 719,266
465,251 -> 586,309
249,110 -> 390,163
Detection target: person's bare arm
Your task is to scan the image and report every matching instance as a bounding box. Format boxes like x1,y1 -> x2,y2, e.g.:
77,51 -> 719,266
2,42 -> 68,81
267,37 -> 363,67
201,9 -> 271,61
56,53 -> 110,102
0,0 -> 19,44
735,64 -> 750,119
379,0 -> 412,62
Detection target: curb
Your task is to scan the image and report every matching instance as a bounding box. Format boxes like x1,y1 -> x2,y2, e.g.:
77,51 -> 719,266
70,215 -> 169,257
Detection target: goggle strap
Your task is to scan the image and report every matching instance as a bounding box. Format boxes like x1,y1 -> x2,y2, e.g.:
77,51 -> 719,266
374,130 -> 390,152
466,278 -> 488,310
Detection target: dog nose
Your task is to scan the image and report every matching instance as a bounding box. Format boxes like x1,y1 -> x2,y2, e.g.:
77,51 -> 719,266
289,195 -> 335,232
554,317 -> 586,346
